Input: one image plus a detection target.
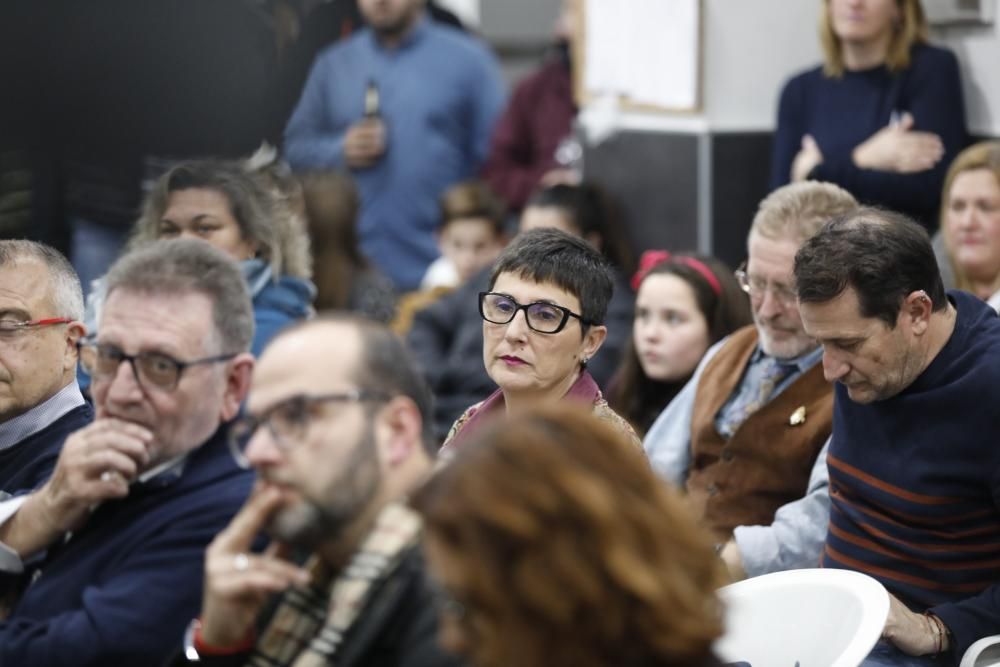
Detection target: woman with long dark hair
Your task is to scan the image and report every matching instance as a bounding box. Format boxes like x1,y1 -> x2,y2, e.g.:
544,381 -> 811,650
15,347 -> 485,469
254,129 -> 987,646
609,251 -> 751,436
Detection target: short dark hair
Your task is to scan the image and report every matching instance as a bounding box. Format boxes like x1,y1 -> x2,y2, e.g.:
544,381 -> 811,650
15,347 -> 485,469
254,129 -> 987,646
489,227 -> 613,329
104,239 -> 255,353
794,208 -> 947,328
526,183 -> 605,238
525,183 -> 632,271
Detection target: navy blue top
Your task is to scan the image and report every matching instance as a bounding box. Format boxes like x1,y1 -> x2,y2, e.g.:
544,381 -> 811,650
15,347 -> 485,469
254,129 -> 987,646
823,290 -> 1000,659
250,274 -> 315,358
0,426 -> 254,666
771,43 -> 968,229
0,403 -> 93,499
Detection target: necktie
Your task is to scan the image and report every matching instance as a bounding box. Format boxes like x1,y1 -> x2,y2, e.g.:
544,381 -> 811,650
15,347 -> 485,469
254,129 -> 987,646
743,358 -> 796,417
717,358 -> 797,438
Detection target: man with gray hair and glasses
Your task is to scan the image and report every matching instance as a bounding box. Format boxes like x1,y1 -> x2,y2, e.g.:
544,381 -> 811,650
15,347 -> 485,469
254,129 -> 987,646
643,181 -> 857,580
0,239 -> 256,666
0,240 -> 92,498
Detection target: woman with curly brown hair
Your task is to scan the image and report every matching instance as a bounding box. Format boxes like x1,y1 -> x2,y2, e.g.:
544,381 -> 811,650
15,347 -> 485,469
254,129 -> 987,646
412,403 -> 726,667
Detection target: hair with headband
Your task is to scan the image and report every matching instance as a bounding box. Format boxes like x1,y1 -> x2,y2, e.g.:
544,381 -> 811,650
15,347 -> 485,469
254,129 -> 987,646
611,250 -> 752,435
631,250 -> 722,296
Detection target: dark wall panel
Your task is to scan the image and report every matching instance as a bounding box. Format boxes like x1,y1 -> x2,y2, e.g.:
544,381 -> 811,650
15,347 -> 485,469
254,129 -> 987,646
584,131 -> 699,267
711,132 -> 773,269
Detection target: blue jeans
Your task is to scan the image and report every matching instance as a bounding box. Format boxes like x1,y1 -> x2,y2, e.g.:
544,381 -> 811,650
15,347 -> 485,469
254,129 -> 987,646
861,640 -> 943,666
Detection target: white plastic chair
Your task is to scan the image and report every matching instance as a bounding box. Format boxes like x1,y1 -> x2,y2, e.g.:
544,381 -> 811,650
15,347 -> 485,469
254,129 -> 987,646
715,568 -> 889,667
961,636 -> 1000,667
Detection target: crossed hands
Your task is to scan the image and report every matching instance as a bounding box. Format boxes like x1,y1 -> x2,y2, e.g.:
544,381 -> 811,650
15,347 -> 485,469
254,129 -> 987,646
791,112 -> 945,182
198,484 -> 311,648
853,112 -> 944,173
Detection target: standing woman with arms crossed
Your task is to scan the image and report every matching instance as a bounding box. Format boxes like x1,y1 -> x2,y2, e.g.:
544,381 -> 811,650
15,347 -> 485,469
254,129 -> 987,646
771,0 -> 967,230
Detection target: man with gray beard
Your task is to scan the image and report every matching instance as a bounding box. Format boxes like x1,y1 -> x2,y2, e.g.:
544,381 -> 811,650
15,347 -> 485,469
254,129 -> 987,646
643,181 -> 858,581
174,316 -> 462,667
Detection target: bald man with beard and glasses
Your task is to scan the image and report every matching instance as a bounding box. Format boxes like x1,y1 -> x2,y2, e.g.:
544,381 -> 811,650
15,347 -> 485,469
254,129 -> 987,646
643,181 -> 858,581
172,316 -> 462,667
0,239 -> 256,666
0,241 -> 92,503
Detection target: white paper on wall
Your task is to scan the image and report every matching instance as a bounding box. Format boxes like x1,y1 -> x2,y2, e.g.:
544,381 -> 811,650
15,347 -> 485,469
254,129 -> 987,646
582,0 -> 700,111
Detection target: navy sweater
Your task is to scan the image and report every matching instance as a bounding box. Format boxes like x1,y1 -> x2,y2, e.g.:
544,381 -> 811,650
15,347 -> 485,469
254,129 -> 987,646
823,291 -> 1000,659
0,403 -> 93,497
771,43 -> 968,229
0,426 -> 254,666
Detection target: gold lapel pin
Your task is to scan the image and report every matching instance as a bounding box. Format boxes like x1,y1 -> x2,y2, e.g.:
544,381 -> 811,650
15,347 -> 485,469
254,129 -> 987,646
789,406 -> 807,426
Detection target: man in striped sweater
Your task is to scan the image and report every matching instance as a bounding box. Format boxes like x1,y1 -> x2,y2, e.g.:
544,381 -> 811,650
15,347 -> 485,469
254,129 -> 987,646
795,208 -> 1000,665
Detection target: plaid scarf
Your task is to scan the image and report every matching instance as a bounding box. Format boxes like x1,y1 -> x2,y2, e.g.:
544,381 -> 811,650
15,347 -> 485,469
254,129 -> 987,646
248,503 -> 422,667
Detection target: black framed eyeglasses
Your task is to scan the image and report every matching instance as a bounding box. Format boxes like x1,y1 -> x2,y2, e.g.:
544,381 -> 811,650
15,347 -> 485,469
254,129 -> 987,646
78,340 -> 237,392
478,292 -> 589,334
734,262 -> 797,306
227,390 -> 390,468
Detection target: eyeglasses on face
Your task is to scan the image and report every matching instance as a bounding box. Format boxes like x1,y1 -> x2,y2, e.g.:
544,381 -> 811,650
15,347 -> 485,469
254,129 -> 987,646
227,390 -> 390,468
734,262 -> 798,306
478,292 -> 588,334
0,317 -> 73,339
78,340 -> 236,392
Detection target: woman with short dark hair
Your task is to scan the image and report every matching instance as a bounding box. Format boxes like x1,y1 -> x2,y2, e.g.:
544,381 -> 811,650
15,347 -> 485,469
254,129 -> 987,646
440,227 -> 638,451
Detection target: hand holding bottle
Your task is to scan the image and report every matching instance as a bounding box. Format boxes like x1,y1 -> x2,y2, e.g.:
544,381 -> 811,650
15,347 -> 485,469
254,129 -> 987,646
344,79 -> 387,169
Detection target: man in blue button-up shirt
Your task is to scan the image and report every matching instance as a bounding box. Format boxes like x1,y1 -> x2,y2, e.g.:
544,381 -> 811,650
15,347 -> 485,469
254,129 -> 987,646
284,0 -> 506,291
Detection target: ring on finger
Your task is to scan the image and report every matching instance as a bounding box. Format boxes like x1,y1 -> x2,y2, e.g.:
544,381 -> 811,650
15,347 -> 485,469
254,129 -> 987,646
100,470 -> 124,484
234,553 -> 250,572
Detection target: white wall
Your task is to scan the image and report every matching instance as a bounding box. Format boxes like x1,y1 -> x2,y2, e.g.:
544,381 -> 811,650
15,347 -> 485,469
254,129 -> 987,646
933,3 -> 1000,137
580,0 -> 999,137
703,0 -> 821,131
435,0 -> 480,28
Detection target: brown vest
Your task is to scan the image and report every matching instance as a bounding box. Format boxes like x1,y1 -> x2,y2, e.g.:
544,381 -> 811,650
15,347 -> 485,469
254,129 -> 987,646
687,326 -> 833,541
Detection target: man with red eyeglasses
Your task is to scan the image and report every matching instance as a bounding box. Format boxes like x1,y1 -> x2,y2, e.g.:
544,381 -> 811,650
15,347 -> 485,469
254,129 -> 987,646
0,240 -> 92,500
